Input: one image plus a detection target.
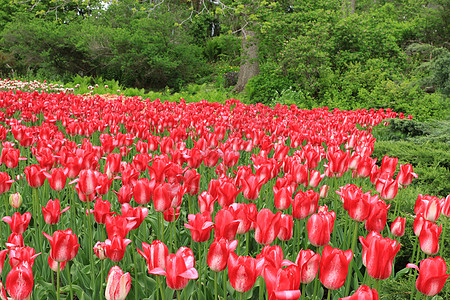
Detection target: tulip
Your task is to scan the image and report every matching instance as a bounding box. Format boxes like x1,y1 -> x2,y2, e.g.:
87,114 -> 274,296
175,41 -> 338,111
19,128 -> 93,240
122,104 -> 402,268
105,153 -> 121,178
216,178 -> 241,207
8,247 -> 40,268
380,155 -> 398,177
0,172 -> 14,195
0,281 -> 7,300
228,203 -> 256,235
390,217 -> 406,237
153,182 -> 172,212
319,185 -> 329,198
319,245 -> 353,290
104,236 -> 132,262
406,256 -> 450,296
359,231 -> 401,280
207,238 -> 238,272
223,149 -> 240,167
137,240 -> 169,273
414,194 -> 442,222
1,147 -> 24,169
184,212 -> 214,243
214,209 -> 240,241
292,189 -> 319,220
87,197 -> 115,224
0,249 -> 7,274
5,264 -> 34,300
257,245 -> 285,272
307,205 -> 336,247
263,265 -> 301,300
23,165 -> 46,188
96,173 -> 114,195
48,256 -> 67,272
442,194 -> 450,217
42,199 -> 70,225
228,252 -> 258,293
105,215 -> 136,239
337,184 -> 370,222
121,203 -> 148,230
273,179 -> 293,211
105,265 -> 131,300
184,169 -> 201,196
150,247 -> 198,290
163,207 -> 181,222
419,220 -> 442,255
77,169 -> 98,195
198,191 -> 216,214
326,147 -> 349,174
413,214 -> 426,237
44,168 -> 68,191
133,178 -> 154,205
240,173 -> 265,201
114,184 -> 133,204
340,285 -> 379,300
6,232 -> 24,249
254,209 -> 282,245
2,212 -> 31,234
9,192 -> 22,208
43,229 -> 80,262
277,214 -> 294,241
396,163 -> 417,187
379,178 -> 399,201
365,200 -> 390,233
94,241 -> 107,260
282,249 -> 320,284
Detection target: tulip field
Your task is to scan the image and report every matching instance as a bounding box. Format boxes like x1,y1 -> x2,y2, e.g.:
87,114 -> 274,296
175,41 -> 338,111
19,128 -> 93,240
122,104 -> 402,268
0,79 -> 448,300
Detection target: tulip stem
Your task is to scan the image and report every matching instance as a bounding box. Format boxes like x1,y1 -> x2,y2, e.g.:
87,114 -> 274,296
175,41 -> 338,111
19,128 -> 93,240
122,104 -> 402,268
100,260 -> 104,300
223,269 -> 228,300
157,275 -> 165,300
259,276 -> 264,300
214,272 -> 218,300
56,261 -> 61,300
67,261 -> 73,300
132,238 -> 139,300
86,199 -> 95,283
246,231 -> 250,256
326,289 -> 331,300
159,212 -> 164,241
344,221 -> 359,296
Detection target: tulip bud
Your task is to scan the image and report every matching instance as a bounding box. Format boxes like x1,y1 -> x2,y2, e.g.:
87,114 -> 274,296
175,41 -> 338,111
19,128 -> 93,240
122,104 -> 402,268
390,217 -> 406,237
94,241 -> 107,260
9,193 -> 22,208
105,266 -> 131,300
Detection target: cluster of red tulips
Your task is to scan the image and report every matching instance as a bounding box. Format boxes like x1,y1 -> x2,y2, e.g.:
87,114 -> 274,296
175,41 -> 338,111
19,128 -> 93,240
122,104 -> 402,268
0,83 -> 447,300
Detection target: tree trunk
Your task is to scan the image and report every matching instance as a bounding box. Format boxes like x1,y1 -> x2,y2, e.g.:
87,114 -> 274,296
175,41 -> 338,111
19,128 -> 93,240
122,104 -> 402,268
233,29 -> 259,93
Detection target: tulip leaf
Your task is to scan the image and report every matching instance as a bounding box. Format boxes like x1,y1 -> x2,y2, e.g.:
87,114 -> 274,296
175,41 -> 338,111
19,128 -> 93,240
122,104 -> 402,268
394,267 -> 411,280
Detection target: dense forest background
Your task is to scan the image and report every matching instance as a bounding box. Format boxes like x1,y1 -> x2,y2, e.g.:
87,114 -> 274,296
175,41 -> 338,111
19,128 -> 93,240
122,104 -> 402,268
0,0 -> 448,119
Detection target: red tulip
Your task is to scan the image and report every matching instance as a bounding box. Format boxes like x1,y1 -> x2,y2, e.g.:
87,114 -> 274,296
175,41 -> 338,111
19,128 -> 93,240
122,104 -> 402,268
379,178 -> 399,201
150,247 -> 198,290
5,263 -> 34,300
96,173 -> 114,195
413,214 -> 426,237
6,232 -> 24,249
121,203 -> 148,230
365,200 -> 390,233
340,285 -> 379,300
184,212 -> 214,242
396,163 -> 417,187
163,207 -> 181,222
43,229 -> 79,262
48,256 -> 67,272
44,168 -> 68,191
207,238 -> 238,272
0,249 -> 7,274
133,178 -> 155,205
223,149 -> 240,168
308,169 -> 325,188
414,194 -> 442,222
105,236 -> 132,262
105,215 -> 136,239
254,209 -> 282,245
319,185 -> 329,198
263,265 -> 301,300
307,205 -> 336,247
42,199 -> 70,225
228,203 -> 256,235
359,231 -> 401,280
214,209 -> 240,241
153,182 -> 172,212
326,147 -> 349,174
77,169 -> 98,195
87,197 -> 115,224
390,217 -> 406,237
228,252 -> 258,293
273,177 -> 294,211
337,184 -> 370,222
407,256 -> 450,296
198,191 -> 216,214
184,169 -> 201,196
380,155 -> 398,177
105,153 -> 122,179
442,194 -> 450,217
137,240 -> 169,273
1,147 -> 25,169
282,249 -> 320,284
0,281 -> 6,300
23,165 -> 46,188
114,184 -> 133,204
8,247 -> 40,268
319,245 -> 353,290
277,214 -> 293,241
292,189 -> 319,220
2,212 -> 31,234
105,265 -> 131,300
419,220 -> 442,255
